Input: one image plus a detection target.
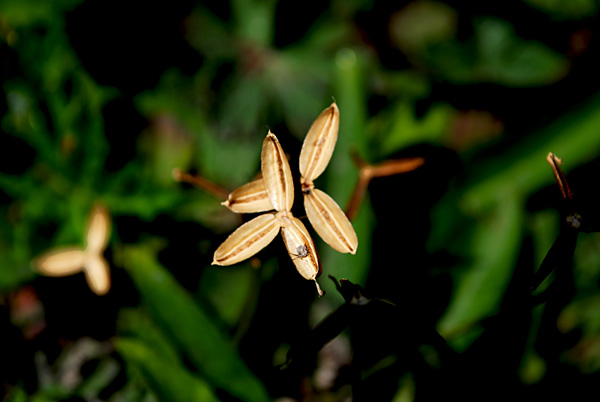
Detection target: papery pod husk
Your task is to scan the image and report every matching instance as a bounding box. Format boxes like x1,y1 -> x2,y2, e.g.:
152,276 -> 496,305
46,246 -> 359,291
212,213 -> 281,266
86,205 -> 110,254
279,214 -> 323,295
304,188 -> 358,254
261,131 -> 294,212
299,102 -> 339,183
84,256 -> 111,295
222,179 -> 273,214
33,247 -> 87,276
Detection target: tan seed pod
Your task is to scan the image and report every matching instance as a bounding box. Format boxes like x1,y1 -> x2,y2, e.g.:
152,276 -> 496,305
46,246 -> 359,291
83,256 -> 111,296
279,214 -> 323,296
33,205 -> 112,295
222,179 -> 273,214
33,247 -> 87,276
86,205 -> 110,254
213,213 -> 281,266
304,188 -> 358,254
261,131 -> 294,212
299,102 -> 340,183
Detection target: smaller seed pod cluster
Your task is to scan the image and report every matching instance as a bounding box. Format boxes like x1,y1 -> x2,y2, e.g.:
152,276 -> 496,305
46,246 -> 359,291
213,103 -> 358,296
33,205 -> 112,295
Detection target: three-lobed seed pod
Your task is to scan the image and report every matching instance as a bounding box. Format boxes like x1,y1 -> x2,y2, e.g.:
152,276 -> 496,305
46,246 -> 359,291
300,102 -> 358,254
213,131 -> 323,295
33,205 -> 111,295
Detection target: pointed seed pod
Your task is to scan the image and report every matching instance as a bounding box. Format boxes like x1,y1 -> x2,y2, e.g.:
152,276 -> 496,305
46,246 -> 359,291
213,213 -> 281,266
279,214 -> 324,296
86,205 -> 110,254
33,248 -> 87,276
261,131 -> 294,212
222,179 -> 273,213
84,256 -> 111,295
299,102 -> 340,183
304,188 -> 358,254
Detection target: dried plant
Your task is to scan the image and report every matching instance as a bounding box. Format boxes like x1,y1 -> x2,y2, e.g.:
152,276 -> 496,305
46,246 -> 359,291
33,205 -> 111,295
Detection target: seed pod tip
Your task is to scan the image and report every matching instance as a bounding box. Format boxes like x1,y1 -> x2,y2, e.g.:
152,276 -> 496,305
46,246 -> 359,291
314,279 -> 324,297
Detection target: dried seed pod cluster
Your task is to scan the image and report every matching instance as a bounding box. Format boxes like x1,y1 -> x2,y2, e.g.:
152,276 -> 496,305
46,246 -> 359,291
33,205 -> 111,295
214,132 -> 323,296
214,103 -> 358,296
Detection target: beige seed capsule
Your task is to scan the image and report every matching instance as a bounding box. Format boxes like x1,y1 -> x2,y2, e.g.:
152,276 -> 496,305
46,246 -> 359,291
222,179 -> 273,214
304,188 -> 358,254
83,256 -> 111,296
86,205 -> 110,254
212,213 -> 281,266
279,214 -> 323,296
34,248 -> 87,276
299,102 -> 339,184
261,131 -> 294,213
33,205 -> 112,295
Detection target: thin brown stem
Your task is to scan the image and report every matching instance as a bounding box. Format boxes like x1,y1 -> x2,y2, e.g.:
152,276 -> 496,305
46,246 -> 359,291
345,170 -> 371,221
546,153 -> 573,201
345,156 -> 426,220
369,157 -> 425,178
172,168 -> 230,199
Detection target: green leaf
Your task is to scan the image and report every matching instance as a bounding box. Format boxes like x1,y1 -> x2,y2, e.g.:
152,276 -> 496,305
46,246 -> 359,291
378,101 -> 453,154
231,0 -> 276,46
523,0 -> 597,19
438,191 -> 524,345
117,308 -> 181,366
199,262 -> 255,327
122,245 -> 270,402
427,18 -> 569,86
462,91 -> 600,213
116,338 -> 219,402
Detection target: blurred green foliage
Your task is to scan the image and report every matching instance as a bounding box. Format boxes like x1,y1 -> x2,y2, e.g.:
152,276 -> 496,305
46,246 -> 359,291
3,0 -> 600,401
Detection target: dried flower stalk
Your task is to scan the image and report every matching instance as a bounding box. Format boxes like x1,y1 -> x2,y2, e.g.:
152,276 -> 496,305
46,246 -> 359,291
546,152 -> 573,201
345,154 -> 425,221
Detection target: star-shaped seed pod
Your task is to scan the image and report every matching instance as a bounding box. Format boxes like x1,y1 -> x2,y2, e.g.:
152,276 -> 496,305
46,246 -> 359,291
213,131 -> 323,296
33,204 -> 111,295
299,102 -> 358,254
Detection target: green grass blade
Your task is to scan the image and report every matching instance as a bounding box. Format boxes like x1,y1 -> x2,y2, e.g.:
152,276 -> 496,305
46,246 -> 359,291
122,245 -> 270,402
116,338 -> 219,402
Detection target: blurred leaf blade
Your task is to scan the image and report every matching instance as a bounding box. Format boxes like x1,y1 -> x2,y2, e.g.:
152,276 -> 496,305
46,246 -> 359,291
116,338 -> 220,402
426,17 -> 569,86
462,91 -> 600,212
122,245 -> 270,402
319,48 -> 373,289
117,308 -> 181,366
438,191 -> 524,343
